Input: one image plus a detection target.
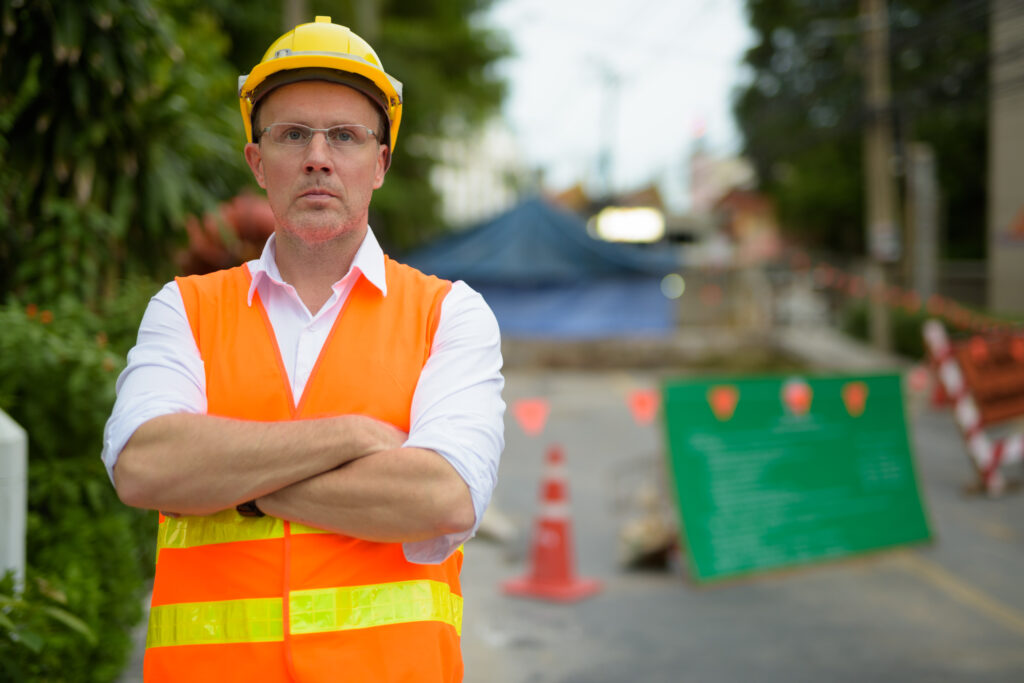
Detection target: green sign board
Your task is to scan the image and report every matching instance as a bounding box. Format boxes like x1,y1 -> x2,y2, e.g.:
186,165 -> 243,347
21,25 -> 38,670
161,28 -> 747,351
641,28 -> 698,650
662,373 -> 931,583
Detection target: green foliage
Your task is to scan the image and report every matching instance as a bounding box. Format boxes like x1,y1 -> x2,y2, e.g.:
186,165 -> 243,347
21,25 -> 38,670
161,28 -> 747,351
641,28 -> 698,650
0,0 -> 252,307
0,572 -> 98,683
735,0 -> 988,258
0,290 -> 159,682
376,0 -> 510,251
1,1 -> 509,304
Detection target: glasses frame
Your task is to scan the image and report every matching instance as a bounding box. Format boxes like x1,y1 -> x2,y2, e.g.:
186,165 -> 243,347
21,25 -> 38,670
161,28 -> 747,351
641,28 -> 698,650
258,122 -> 379,149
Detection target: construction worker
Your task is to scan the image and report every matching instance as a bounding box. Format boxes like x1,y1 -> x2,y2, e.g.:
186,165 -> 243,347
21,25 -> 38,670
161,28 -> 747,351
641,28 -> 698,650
102,16 -> 504,682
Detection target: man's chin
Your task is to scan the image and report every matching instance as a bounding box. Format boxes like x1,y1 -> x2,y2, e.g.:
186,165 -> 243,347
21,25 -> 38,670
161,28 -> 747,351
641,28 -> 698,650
278,219 -> 364,246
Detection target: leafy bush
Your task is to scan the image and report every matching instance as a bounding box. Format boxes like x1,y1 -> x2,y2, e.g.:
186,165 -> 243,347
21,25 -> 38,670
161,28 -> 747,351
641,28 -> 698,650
0,286 -> 159,682
0,572 -> 98,683
0,0 -> 252,306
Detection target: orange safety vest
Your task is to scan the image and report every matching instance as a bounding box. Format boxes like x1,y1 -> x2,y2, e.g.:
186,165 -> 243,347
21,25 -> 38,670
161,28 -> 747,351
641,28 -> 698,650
144,260 -> 460,682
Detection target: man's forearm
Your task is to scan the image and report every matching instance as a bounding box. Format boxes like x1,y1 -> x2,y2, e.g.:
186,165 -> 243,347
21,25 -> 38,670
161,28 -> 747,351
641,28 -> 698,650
256,447 -> 476,543
113,412 -> 405,515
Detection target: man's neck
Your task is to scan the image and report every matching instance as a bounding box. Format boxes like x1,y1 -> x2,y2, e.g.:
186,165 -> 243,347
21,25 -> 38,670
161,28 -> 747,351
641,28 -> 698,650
273,226 -> 366,315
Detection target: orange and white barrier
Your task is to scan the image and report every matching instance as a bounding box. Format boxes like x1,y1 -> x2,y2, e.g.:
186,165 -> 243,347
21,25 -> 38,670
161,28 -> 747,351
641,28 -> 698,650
923,319 -> 1024,495
784,248 -> 1014,336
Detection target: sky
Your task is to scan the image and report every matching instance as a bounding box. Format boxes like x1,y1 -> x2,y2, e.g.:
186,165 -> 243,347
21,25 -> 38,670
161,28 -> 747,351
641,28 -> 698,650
482,0 -> 756,211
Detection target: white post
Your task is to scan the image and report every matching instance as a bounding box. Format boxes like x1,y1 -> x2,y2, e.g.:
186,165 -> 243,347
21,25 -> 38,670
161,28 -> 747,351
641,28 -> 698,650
0,409 -> 27,589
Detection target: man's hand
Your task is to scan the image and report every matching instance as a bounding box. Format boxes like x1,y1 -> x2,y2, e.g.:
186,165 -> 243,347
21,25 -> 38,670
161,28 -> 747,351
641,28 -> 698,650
346,414 -> 408,457
116,411 -> 475,544
114,413 -> 409,517
256,445 -> 476,543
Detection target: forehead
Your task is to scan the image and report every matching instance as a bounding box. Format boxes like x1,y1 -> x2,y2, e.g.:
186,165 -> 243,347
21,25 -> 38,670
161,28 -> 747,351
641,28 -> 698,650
258,80 -> 379,125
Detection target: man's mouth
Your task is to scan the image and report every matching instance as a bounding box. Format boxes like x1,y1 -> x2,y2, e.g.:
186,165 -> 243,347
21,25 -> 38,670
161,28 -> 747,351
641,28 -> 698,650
301,188 -> 336,199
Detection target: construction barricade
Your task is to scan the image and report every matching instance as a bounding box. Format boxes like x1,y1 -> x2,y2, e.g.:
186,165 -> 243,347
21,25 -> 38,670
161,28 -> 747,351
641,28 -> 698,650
923,319 -> 1024,495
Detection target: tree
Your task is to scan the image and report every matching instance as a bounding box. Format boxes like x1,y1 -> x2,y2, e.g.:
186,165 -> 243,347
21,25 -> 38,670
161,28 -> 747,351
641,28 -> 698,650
0,0 -> 253,306
371,0 -> 510,252
0,0 -> 509,305
733,0 -> 989,259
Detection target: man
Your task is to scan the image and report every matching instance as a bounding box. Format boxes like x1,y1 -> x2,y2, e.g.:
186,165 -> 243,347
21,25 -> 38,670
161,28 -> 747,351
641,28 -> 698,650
102,16 -> 504,682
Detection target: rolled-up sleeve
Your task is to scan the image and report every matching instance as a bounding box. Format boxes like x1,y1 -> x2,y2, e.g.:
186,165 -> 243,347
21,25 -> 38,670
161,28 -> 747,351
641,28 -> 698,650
402,281 -> 505,563
101,282 -> 207,483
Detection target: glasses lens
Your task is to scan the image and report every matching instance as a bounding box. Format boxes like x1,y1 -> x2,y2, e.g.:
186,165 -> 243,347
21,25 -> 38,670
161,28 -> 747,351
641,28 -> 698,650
326,125 -> 373,147
267,123 -> 311,146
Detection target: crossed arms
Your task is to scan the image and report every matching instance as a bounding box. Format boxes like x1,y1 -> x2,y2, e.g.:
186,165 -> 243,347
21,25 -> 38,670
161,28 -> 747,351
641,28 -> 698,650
104,278 -> 504,555
113,412 -> 475,543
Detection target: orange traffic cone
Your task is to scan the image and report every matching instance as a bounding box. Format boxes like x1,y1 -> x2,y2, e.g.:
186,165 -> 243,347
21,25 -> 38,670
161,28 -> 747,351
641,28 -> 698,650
502,445 -> 603,603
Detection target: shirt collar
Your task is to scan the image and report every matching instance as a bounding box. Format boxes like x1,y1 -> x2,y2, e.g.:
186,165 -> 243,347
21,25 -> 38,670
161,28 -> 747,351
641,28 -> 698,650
246,228 -> 388,306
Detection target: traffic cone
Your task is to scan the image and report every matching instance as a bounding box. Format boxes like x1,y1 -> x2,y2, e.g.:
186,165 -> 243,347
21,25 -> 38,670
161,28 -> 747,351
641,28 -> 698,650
502,445 -> 602,603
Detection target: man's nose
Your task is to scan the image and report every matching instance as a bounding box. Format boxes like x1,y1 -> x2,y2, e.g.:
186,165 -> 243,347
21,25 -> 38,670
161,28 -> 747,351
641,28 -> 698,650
303,132 -> 334,174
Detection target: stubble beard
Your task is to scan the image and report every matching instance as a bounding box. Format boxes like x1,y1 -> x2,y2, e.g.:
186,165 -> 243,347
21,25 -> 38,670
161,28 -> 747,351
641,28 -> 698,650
283,195 -> 358,240
276,202 -> 368,253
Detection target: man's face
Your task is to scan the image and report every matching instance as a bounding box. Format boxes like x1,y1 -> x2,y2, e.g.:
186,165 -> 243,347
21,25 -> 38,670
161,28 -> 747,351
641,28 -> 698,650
243,80 -> 389,246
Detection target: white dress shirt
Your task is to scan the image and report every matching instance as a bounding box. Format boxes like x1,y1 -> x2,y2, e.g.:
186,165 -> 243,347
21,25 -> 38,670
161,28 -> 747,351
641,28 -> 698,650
102,229 -> 505,564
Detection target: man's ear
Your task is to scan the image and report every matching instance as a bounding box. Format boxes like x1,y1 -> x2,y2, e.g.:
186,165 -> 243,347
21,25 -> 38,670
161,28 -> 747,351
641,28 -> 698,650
373,145 -> 390,189
244,143 -> 267,189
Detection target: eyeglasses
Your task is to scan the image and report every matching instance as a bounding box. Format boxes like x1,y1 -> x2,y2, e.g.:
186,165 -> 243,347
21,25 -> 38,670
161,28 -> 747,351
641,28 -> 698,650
259,122 -> 378,149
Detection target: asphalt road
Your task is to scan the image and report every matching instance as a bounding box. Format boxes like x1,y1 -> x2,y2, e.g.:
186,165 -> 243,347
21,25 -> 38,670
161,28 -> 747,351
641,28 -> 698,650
461,366 -> 1024,683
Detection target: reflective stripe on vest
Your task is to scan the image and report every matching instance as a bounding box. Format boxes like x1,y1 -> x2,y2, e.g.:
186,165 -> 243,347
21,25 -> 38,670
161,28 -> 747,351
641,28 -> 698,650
148,580 -> 463,648
158,510 -> 330,550
158,513 -> 467,555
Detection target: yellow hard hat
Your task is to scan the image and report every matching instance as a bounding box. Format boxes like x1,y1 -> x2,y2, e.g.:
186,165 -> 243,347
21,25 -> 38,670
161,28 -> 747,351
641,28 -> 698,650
238,16 -> 403,153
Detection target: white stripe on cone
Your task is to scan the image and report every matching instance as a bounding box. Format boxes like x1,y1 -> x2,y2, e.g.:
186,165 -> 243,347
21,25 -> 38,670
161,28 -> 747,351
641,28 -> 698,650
544,464 -> 568,480
539,502 -> 570,519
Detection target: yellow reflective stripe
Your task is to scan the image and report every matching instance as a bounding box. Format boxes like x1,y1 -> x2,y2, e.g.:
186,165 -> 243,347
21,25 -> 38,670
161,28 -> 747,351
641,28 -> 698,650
158,509 -> 285,549
290,580 -> 463,637
147,597 -> 283,648
158,513 -> 341,551
147,581 -> 463,648
290,522 -> 334,536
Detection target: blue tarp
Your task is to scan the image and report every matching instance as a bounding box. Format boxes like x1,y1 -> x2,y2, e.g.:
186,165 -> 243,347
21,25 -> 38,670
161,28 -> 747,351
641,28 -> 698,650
473,279 -> 676,339
404,198 -> 681,338
404,197 -> 679,285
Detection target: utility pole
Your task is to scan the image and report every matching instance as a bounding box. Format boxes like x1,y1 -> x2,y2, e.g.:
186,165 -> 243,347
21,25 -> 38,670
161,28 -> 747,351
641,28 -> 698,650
283,0 -> 309,31
354,0 -> 380,43
595,63 -> 620,201
905,143 -> 939,302
860,0 -> 899,350
987,0 -> 1024,314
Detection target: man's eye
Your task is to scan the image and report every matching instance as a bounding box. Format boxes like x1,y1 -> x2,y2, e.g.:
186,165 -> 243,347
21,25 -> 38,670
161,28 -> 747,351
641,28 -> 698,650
330,127 -> 355,143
